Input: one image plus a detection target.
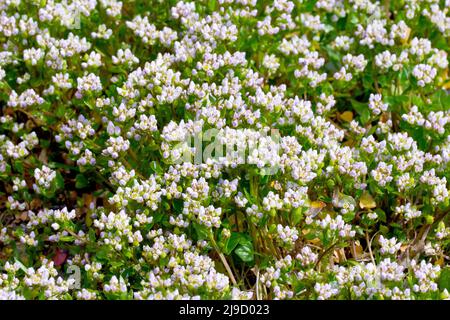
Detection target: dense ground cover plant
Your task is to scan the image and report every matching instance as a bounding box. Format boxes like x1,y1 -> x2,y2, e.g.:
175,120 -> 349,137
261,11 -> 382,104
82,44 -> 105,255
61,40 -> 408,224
0,0 -> 450,300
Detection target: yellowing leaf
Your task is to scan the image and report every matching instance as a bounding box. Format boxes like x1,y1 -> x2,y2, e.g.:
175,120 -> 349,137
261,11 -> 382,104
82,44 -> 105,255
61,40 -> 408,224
311,201 -> 326,209
400,27 -> 411,45
359,192 -> 376,209
307,201 -> 326,218
443,80 -> 450,90
308,237 -> 322,246
332,189 -> 356,208
334,248 -> 347,263
340,111 -> 353,122
352,241 -> 364,259
343,139 -> 355,147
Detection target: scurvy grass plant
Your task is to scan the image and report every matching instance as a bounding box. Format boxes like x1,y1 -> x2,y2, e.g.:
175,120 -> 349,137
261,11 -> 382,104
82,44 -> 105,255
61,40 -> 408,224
0,0 -> 450,300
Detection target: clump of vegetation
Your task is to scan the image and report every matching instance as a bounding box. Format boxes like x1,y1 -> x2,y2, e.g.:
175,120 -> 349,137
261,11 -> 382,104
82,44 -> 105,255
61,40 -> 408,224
0,0 -> 450,300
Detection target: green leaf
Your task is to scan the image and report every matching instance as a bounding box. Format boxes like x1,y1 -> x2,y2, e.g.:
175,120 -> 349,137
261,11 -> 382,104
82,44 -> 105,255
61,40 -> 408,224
150,161 -> 163,174
223,232 -> 241,255
172,199 -> 183,214
207,0 -> 217,11
351,99 -> 371,124
291,207 -> 304,225
411,95 -> 424,108
75,174 -> 89,189
59,236 -> 75,242
14,258 -> 28,272
430,89 -> 450,111
235,244 -> 254,263
193,222 -> 210,241
362,72 -> 374,90
379,225 -> 389,234
95,247 -> 109,261
385,95 -> 408,112
375,208 -> 386,223
88,228 -> 96,241
409,126 -> 428,150
439,267 -> 450,291
14,161 -> 24,174
54,172 -> 64,190
56,104 -> 66,118
40,139 -> 51,148
234,236 -> 254,263
343,210 -> 355,223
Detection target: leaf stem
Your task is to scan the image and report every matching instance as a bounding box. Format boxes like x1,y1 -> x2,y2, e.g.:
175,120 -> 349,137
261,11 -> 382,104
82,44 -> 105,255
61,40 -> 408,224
210,235 -> 238,287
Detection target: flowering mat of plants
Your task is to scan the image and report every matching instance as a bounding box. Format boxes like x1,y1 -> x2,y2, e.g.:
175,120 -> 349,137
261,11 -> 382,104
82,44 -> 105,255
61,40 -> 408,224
0,0 -> 450,300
